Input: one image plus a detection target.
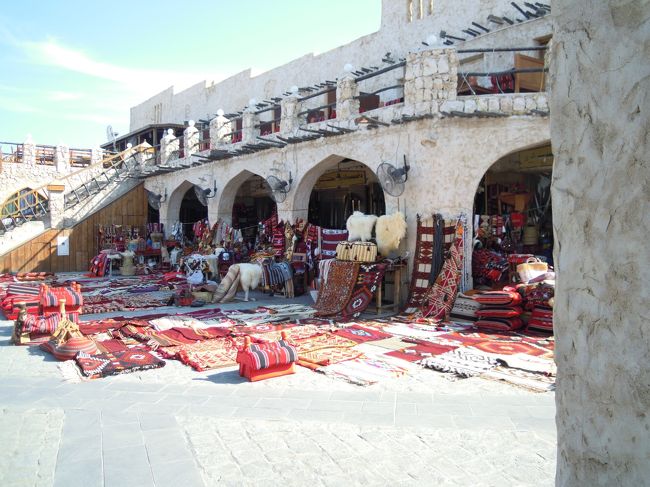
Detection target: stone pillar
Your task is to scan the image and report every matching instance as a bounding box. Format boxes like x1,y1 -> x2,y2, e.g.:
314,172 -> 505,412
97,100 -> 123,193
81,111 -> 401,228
135,141 -> 152,169
550,1 -> 650,485
47,183 -> 66,229
55,144 -> 69,173
91,147 -> 103,165
404,48 -> 458,114
241,110 -> 257,144
183,120 -> 200,157
209,112 -> 232,146
280,95 -> 301,133
22,134 -> 36,166
160,129 -> 179,165
336,75 -> 360,120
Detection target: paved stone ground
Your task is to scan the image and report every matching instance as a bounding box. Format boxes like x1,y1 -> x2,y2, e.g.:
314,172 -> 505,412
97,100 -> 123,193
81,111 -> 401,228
0,298 -> 557,486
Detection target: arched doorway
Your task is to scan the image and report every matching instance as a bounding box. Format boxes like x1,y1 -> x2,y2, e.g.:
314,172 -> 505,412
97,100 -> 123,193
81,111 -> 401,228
179,186 -> 208,241
232,174 -> 276,245
308,159 -> 385,229
472,142 -> 554,286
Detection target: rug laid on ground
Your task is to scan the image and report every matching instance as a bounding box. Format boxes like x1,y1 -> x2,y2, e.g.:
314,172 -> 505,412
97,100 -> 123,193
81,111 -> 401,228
341,263 -> 387,318
74,349 -> 165,378
294,333 -> 361,367
333,324 -> 393,343
320,357 -> 410,386
420,347 -> 499,378
314,261 -> 359,316
158,338 -> 239,371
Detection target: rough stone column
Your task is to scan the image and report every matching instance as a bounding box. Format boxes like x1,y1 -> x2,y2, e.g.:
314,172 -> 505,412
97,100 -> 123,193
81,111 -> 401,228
336,75 -> 360,120
241,111 -> 258,144
405,48 -> 458,115
160,129 -> 179,165
280,96 -> 301,133
183,121 -> 200,158
135,141 -> 152,169
22,135 -> 36,166
209,113 -> 232,146
550,1 -> 650,485
91,147 -> 103,165
47,183 -> 66,229
54,144 -> 69,173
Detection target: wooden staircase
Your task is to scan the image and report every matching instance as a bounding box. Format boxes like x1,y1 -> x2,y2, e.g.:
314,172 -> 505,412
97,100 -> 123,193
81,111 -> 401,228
0,144 -> 155,235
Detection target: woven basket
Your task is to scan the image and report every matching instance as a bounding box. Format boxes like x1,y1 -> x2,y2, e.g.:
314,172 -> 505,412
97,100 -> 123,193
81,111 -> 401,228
192,291 -> 213,302
335,241 -> 378,262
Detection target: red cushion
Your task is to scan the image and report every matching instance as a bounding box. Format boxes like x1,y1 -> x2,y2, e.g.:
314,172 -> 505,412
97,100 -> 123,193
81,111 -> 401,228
472,289 -> 522,306
475,306 -> 523,318
475,317 -> 524,331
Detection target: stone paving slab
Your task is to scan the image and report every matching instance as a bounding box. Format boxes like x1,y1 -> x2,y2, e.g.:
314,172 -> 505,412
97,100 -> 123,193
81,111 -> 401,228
178,417 -> 556,486
0,318 -> 556,485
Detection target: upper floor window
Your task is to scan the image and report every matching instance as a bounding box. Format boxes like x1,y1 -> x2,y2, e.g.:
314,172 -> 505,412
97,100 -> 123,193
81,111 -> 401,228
407,0 -> 433,22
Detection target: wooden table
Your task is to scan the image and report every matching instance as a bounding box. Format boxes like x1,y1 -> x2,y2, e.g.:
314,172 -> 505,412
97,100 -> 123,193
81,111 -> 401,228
375,263 -> 406,314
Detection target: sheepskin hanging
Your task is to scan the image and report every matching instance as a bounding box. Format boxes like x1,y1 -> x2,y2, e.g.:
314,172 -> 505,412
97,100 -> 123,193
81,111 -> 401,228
375,212 -> 407,256
346,211 -> 378,242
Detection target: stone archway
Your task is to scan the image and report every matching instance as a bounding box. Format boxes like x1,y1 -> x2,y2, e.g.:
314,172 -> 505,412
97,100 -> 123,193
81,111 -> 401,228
468,140 -> 554,287
164,180 -> 195,229
289,154 -> 386,226
216,169 -> 268,224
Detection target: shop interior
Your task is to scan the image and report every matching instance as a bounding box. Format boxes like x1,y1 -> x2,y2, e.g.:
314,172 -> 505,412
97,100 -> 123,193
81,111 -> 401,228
308,160 -> 386,229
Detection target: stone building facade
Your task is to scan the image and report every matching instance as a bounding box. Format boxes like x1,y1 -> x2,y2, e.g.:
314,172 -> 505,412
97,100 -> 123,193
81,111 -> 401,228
132,1 -> 552,290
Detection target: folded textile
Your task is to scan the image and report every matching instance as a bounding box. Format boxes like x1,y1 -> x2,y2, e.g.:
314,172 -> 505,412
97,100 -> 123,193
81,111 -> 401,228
450,292 -> 482,321
75,349 -> 165,378
472,288 -> 522,306
420,347 -> 498,378
320,228 -> 349,259
475,307 -> 523,318
158,338 -> 239,371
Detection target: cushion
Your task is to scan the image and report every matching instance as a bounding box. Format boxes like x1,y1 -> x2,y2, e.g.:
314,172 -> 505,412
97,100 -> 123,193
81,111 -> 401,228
239,340 -> 297,370
450,293 -> 482,321
40,287 -> 83,307
40,336 -> 98,361
472,289 -> 522,306
475,306 -> 523,319
474,317 -> 524,332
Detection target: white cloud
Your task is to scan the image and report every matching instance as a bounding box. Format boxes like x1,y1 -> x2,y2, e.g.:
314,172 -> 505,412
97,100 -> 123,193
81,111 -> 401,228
23,38 -> 225,96
48,91 -> 82,101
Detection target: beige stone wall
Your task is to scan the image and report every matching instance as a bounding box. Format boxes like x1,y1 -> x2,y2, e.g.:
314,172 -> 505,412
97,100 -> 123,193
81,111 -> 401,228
550,1 -> 650,485
130,3 -> 551,130
146,113 -> 549,297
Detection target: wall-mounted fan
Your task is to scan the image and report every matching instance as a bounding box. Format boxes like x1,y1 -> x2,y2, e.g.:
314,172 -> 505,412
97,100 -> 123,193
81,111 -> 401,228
194,181 -> 217,207
146,189 -> 166,210
376,156 -> 410,197
266,172 -> 292,203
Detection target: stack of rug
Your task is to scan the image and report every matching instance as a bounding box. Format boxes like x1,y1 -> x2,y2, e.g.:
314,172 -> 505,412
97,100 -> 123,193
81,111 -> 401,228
472,287 -> 524,331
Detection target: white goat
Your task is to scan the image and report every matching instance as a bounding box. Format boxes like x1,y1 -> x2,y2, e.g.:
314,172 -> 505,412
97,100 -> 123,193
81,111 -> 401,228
346,211 -> 378,242
238,263 -> 263,301
375,212 -> 407,256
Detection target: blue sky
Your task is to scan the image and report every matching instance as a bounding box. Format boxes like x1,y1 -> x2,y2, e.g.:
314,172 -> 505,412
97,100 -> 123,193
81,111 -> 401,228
0,0 -> 381,148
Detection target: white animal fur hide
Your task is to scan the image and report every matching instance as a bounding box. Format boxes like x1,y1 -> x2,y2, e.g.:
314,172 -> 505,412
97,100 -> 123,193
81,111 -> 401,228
346,211 -> 378,242
238,263 -> 263,301
375,212 -> 407,256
